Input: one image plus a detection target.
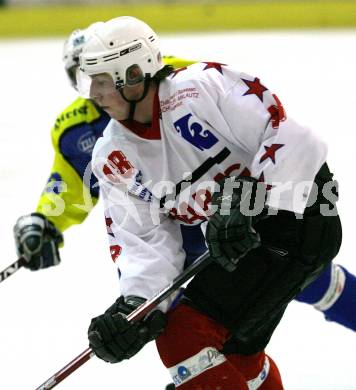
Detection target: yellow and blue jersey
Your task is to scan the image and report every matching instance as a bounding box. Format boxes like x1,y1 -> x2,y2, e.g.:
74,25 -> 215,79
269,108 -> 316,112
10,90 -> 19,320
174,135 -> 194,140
36,56 -> 196,232
36,97 -> 109,232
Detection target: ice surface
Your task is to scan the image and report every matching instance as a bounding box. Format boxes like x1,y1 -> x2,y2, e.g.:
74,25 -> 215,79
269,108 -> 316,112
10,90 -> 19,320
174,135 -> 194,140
0,30 -> 356,389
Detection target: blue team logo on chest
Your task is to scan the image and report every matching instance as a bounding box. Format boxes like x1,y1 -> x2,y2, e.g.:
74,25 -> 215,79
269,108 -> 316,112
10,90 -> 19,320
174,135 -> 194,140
173,113 -> 219,151
77,131 -> 96,154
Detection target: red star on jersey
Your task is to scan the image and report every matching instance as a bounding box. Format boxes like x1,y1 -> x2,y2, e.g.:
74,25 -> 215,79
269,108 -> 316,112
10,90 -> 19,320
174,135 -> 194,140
202,62 -> 226,74
241,77 -> 268,102
259,144 -> 285,164
171,67 -> 187,78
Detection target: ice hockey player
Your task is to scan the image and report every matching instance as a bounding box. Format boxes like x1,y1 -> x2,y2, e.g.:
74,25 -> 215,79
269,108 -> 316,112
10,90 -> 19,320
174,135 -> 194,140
77,16 -> 343,388
13,20 -> 356,351
12,26 -> 194,266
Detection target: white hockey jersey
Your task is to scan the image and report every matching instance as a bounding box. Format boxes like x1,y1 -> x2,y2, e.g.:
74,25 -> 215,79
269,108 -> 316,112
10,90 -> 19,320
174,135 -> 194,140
92,62 -> 327,310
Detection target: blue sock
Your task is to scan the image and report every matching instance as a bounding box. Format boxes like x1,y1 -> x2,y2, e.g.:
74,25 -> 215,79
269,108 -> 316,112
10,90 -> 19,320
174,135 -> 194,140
296,264 -> 356,332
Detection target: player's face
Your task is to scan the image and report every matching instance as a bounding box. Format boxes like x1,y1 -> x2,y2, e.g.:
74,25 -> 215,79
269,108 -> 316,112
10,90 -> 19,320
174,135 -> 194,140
89,73 -> 146,121
89,73 -> 131,120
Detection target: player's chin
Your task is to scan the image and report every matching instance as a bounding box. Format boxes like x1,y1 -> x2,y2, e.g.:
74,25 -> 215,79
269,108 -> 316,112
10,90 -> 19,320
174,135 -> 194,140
108,109 -> 130,121
102,106 -> 117,117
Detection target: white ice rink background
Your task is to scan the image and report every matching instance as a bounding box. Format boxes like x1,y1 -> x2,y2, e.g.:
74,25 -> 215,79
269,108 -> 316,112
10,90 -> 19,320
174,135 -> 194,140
0,30 -> 356,389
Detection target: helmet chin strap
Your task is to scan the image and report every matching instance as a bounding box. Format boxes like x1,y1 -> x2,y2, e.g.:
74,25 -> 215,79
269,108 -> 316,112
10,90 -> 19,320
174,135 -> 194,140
119,74 -> 151,121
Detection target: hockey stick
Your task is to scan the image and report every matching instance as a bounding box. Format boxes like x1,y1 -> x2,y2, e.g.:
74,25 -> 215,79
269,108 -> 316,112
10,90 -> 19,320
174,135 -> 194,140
0,257 -> 26,283
35,250 -> 212,390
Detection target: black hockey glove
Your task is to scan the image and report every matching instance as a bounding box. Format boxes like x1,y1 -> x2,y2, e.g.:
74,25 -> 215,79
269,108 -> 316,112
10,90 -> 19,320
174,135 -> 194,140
13,212 -> 63,271
206,176 -> 264,272
88,295 -> 166,364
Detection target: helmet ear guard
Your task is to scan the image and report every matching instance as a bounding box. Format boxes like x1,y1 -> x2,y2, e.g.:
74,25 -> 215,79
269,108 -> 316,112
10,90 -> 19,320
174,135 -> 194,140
126,64 -> 145,86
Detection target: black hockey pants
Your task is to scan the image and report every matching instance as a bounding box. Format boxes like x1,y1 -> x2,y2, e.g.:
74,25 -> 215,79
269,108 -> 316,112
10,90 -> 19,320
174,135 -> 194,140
183,163 -> 342,355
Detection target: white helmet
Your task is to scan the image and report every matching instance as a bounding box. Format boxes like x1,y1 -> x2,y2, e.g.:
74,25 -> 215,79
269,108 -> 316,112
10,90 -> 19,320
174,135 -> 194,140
78,16 -> 164,95
62,22 -> 103,89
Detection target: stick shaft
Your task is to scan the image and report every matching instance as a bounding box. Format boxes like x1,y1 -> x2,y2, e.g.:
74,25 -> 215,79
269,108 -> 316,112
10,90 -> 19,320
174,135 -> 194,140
35,348 -> 94,390
127,251 -> 211,322
0,258 -> 25,283
35,251 -> 211,390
